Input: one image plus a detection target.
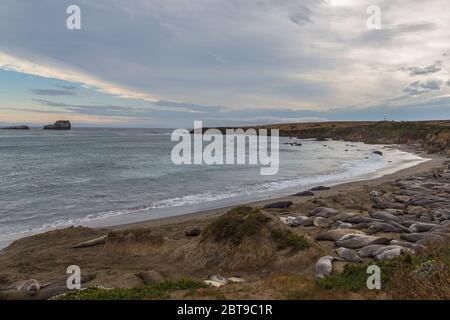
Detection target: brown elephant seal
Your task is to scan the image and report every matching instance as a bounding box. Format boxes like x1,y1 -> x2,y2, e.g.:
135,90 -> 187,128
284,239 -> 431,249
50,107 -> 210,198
336,234 -> 390,249
375,247 -> 405,261
335,247 -> 364,262
314,217 -> 332,228
357,244 -> 386,258
365,222 -> 402,234
409,222 -> 439,233
400,232 -> 445,243
315,256 -> 343,279
330,221 -> 353,229
316,229 -> 365,242
7,279 -> 40,296
370,211 -> 401,223
330,212 -> 361,222
311,207 -> 339,218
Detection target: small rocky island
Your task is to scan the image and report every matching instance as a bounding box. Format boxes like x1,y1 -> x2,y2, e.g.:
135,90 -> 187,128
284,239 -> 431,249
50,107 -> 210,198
43,120 -> 71,130
0,125 -> 29,130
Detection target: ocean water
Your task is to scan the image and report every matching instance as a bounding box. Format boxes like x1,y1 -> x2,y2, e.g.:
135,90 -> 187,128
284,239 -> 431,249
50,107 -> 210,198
0,128 -> 427,246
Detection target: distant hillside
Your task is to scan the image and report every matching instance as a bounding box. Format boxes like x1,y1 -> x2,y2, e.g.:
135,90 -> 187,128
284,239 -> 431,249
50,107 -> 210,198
252,121 -> 450,155
194,121 -> 450,155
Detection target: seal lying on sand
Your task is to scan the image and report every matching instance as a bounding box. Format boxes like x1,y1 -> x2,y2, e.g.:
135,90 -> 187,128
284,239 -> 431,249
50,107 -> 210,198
314,217 -> 332,228
370,211 -> 401,223
336,234 -> 390,249
6,279 -> 41,296
335,248 -> 364,262
409,222 -> 439,233
400,232 -> 445,243
375,247 -> 405,261
310,207 -> 339,218
357,244 -> 386,258
316,229 -> 365,242
315,256 -> 343,279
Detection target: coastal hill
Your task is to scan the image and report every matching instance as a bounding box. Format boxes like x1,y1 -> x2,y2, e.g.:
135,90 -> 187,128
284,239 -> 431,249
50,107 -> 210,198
197,121 -> 450,155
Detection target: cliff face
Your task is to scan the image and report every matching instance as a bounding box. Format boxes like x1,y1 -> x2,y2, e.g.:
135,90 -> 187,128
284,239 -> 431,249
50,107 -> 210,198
424,129 -> 450,155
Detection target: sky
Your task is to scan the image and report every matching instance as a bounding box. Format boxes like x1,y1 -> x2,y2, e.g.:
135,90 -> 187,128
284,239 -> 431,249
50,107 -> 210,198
1,0 -> 450,128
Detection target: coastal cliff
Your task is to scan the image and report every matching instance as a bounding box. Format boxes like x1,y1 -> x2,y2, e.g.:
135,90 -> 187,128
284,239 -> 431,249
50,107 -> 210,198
196,121 -> 450,155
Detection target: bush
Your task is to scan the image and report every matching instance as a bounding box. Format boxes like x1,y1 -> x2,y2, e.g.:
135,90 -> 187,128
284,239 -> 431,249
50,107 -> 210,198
202,206 -> 270,245
270,229 -> 309,251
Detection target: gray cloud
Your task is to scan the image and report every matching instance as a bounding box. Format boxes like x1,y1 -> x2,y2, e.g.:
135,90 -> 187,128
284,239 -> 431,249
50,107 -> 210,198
408,61 -> 442,76
403,79 -> 442,95
31,85 -> 77,96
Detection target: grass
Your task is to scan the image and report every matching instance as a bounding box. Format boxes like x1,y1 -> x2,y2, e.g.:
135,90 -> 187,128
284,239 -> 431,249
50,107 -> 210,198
202,206 -> 271,246
58,279 -> 207,300
316,262 -> 383,292
270,229 -> 309,252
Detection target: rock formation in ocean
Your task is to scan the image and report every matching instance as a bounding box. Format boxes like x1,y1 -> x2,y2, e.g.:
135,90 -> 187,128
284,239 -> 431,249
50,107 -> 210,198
43,121 -> 71,130
1,126 -> 29,130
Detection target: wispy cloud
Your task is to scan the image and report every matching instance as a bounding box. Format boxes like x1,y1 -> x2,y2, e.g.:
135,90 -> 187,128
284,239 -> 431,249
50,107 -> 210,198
0,51 -> 160,102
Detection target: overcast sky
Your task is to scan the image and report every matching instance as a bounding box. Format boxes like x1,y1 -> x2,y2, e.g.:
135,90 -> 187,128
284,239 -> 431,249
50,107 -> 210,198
1,0 -> 450,127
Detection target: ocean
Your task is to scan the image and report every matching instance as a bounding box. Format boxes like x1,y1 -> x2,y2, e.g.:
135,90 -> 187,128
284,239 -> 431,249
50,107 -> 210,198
0,128 -> 427,247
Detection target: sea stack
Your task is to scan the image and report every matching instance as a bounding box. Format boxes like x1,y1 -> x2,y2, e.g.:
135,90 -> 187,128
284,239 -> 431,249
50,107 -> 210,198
43,120 -> 71,130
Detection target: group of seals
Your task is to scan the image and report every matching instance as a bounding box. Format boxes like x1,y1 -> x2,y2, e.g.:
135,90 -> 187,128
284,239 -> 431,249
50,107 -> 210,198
277,163 -> 450,279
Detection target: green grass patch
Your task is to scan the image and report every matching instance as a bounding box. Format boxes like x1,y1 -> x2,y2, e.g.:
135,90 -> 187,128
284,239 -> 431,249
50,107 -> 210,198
58,279 -> 206,300
316,263 -> 383,292
270,229 -> 309,251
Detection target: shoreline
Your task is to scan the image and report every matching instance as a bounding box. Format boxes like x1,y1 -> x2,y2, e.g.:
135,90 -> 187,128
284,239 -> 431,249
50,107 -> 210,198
108,144 -> 443,232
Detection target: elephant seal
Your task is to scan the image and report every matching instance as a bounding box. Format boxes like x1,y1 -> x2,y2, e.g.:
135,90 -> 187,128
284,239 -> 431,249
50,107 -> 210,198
280,215 -> 309,227
315,256 -> 343,279
390,240 -> 424,251
264,201 -> 293,209
311,207 -> 339,218
336,248 -> 364,262
330,212 -> 361,222
357,244 -> 386,258
330,221 -> 353,229
316,229 -> 365,242
7,279 -> 40,296
370,211 -> 401,223
409,222 -> 439,233
347,216 -> 383,224
314,217 -> 332,228
336,234 -> 390,249
375,247 -> 404,261
209,275 -> 227,285
365,222 -> 402,234
400,232 -> 444,243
